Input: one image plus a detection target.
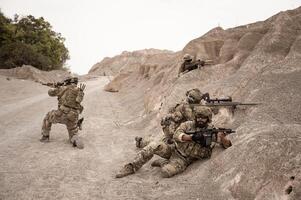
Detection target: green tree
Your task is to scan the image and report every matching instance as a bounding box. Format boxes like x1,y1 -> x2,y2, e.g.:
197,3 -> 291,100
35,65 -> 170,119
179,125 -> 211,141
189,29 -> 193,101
0,10 -> 69,71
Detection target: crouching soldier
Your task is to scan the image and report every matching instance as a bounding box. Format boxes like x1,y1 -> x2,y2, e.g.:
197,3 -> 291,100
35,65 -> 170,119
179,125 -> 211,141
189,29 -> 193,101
116,106 -> 232,178
135,88 -> 204,149
40,77 -> 86,149
160,106 -> 232,178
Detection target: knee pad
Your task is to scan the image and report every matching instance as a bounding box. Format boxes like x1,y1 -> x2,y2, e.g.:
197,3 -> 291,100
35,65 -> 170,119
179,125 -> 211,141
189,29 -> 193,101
139,149 -> 154,160
161,164 -> 177,178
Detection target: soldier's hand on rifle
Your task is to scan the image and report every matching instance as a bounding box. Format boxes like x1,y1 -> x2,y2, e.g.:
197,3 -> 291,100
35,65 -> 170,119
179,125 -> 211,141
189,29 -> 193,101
79,83 -> 86,91
197,60 -> 205,66
191,133 -> 204,144
217,132 -> 232,148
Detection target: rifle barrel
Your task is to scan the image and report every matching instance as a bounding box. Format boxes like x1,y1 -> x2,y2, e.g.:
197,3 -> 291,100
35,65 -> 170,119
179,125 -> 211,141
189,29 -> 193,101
204,102 -> 260,107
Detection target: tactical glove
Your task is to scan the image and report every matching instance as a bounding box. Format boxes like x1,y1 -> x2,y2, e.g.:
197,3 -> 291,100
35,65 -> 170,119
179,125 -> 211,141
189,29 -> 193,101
191,133 -> 205,145
79,83 -> 86,91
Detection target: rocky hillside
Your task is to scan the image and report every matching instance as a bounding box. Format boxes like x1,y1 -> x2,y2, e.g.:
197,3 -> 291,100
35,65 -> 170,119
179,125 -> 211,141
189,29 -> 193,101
89,6 -> 301,199
89,48 -> 174,76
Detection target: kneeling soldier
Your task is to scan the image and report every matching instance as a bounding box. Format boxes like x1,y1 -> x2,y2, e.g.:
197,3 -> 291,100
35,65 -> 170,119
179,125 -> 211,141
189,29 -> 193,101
40,77 -> 86,149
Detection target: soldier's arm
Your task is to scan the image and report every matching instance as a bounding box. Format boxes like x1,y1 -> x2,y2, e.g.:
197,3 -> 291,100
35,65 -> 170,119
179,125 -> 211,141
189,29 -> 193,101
209,124 -> 232,148
173,121 -> 193,142
217,132 -> 232,148
76,84 -> 86,103
48,88 -> 61,96
178,63 -> 185,75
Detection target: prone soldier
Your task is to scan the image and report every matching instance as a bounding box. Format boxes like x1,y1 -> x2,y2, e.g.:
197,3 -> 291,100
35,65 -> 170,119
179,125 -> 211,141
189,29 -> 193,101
178,54 -> 213,76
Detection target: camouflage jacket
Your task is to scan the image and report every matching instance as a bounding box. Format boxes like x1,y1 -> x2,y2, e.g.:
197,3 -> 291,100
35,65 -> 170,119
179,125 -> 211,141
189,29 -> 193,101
173,101 -> 195,121
174,121 -> 212,159
48,85 -> 84,112
178,60 -> 204,74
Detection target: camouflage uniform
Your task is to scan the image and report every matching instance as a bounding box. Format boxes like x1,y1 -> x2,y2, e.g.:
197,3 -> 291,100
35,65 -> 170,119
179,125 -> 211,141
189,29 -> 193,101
160,106 -> 232,178
116,90 -> 212,178
136,111 -> 184,148
161,121 -> 212,177
178,54 -> 205,75
135,88 -> 203,148
116,106 -> 231,178
40,78 -> 85,148
125,111 -> 183,177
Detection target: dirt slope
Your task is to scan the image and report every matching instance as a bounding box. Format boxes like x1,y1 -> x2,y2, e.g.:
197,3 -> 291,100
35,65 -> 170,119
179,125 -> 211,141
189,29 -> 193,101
0,6 -> 300,200
0,65 -> 71,83
88,6 -> 301,199
0,76 -> 236,200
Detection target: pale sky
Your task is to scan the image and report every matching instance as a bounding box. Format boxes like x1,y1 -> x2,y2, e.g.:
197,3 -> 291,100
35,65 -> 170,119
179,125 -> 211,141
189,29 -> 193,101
1,0 -> 300,74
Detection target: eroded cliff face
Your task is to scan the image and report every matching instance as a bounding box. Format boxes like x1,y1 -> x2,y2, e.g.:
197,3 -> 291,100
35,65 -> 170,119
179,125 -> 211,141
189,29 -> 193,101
89,7 -> 301,199
88,49 -> 175,76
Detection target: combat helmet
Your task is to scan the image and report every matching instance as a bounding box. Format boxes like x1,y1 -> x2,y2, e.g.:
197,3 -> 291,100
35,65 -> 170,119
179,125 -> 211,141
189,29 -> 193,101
186,88 -> 203,104
172,111 -> 183,122
64,76 -> 78,85
194,106 -> 212,123
183,53 -> 192,61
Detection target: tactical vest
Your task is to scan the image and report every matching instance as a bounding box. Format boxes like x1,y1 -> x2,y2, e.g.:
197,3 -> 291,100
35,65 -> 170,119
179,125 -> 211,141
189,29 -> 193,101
174,103 -> 195,121
60,86 -> 83,110
175,122 -> 212,159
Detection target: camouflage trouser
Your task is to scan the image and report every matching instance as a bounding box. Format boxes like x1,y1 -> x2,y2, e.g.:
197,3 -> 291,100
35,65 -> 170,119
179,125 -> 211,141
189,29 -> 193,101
130,140 -> 212,178
137,136 -> 171,149
131,141 -> 173,171
161,147 -> 211,178
41,108 -> 79,140
137,137 -> 151,148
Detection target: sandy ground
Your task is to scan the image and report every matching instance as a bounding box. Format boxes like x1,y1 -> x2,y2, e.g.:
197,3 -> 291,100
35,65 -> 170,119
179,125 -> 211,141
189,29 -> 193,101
0,76 -> 210,200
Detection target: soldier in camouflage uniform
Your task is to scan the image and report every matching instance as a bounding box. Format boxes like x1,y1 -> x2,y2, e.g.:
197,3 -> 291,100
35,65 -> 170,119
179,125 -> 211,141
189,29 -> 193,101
160,106 -> 232,178
178,54 -> 206,76
40,77 -> 86,149
135,88 -> 204,149
116,101 -> 231,178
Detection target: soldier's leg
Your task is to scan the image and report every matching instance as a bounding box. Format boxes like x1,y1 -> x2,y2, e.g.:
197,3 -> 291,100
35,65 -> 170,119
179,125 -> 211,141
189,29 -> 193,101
115,147 -> 154,178
66,111 -> 83,149
116,141 -> 172,178
40,110 -> 63,142
160,153 -> 193,178
135,136 -> 151,148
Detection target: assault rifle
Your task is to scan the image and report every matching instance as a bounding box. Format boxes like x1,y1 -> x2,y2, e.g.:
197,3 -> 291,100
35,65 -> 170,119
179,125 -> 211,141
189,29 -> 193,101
180,59 -> 214,76
187,59 -> 213,71
202,93 -> 232,103
192,101 -> 260,109
186,128 -> 235,147
42,81 -> 64,88
196,59 -> 213,67
204,101 -> 260,109
195,93 -> 260,109
41,78 -> 77,88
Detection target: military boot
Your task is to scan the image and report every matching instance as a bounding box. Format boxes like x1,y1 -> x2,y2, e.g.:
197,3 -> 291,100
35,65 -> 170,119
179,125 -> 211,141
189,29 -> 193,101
40,135 -> 49,143
77,117 -> 84,131
115,163 -> 135,178
151,158 -> 169,168
135,136 -> 143,148
70,135 -> 84,149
